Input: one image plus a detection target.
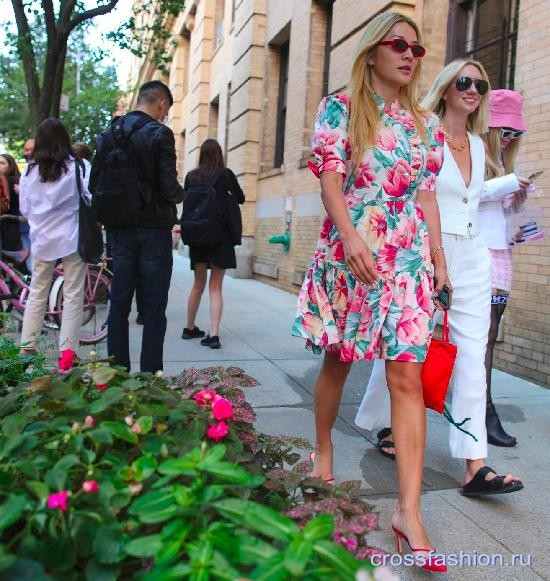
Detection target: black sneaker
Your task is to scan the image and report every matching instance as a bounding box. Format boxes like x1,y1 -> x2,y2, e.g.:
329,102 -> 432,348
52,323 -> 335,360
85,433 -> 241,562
181,326 -> 206,340
200,335 -> 221,349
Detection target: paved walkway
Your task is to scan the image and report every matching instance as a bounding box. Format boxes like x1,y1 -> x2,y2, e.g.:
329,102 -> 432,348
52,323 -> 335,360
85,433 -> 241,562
92,253 -> 549,579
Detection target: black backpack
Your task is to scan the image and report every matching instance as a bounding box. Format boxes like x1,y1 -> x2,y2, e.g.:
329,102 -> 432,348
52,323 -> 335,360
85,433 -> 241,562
75,158 -> 103,264
179,172 -> 224,247
90,115 -> 151,228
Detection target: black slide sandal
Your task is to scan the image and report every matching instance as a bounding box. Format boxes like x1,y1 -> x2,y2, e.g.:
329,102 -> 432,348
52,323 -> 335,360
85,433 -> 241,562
462,465 -> 524,497
376,427 -> 396,461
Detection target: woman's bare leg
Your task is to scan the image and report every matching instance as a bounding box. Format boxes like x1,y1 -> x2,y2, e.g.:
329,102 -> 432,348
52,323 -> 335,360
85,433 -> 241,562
208,266 -> 225,337
386,360 -> 432,551
186,263 -> 207,329
312,351 -> 352,480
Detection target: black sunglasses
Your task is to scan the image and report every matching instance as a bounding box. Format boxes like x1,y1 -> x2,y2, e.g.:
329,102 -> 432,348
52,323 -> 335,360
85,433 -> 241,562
378,38 -> 426,58
455,76 -> 489,95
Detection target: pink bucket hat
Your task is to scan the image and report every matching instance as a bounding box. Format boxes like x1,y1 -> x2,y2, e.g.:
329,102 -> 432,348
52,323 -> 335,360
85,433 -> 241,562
488,89 -> 526,131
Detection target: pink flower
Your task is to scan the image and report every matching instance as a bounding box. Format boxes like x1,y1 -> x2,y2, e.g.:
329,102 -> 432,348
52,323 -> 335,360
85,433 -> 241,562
426,149 -> 443,174
376,244 -> 398,275
206,421 -> 229,442
84,415 -> 96,428
396,306 -> 430,347
96,384 -> 108,392
82,480 -> 99,493
132,423 -> 142,434
331,240 -> 345,262
382,158 -> 411,197
71,422 -> 81,432
345,537 -> 358,551
212,397 -> 233,421
47,490 -> 69,512
376,128 -> 397,151
194,389 -> 217,407
124,415 -> 134,426
320,217 -> 334,241
355,163 -> 377,189
58,349 -> 76,372
129,482 -> 143,496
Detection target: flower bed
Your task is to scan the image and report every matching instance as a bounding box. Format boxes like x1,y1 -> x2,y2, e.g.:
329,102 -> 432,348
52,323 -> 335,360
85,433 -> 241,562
0,344 -> 386,580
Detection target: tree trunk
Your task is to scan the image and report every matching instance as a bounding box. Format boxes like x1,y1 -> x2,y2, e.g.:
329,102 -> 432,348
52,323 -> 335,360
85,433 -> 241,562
38,33 -> 69,124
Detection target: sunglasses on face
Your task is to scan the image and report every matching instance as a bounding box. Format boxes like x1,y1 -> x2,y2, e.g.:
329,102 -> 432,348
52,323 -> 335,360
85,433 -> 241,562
455,76 -> 489,95
500,128 -> 524,139
377,38 -> 426,58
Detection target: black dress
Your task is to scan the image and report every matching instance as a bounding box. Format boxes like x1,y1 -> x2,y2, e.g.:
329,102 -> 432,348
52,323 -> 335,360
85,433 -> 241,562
184,168 -> 244,270
0,177 -> 23,251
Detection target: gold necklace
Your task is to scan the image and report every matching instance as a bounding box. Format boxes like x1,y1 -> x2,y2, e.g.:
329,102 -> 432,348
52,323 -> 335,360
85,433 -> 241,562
444,130 -> 468,151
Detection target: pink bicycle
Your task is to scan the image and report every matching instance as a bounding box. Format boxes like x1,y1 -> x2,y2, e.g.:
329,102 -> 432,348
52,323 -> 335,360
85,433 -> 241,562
0,248 -> 111,345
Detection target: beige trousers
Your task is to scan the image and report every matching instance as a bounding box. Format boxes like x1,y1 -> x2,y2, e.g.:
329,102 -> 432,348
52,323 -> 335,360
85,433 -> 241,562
21,251 -> 86,353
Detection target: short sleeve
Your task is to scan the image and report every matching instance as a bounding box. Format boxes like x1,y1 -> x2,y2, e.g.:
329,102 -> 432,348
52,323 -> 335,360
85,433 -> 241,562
308,94 -> 350,179
417,114 -> 444,192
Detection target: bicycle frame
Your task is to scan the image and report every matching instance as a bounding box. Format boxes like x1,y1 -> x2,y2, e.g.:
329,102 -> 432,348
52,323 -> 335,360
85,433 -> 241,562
0,259 -> 30,314
0,258 -> 112,323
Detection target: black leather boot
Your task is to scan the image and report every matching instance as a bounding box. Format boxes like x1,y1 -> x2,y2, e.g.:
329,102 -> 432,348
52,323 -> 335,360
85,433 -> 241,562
486,402 -> 517,447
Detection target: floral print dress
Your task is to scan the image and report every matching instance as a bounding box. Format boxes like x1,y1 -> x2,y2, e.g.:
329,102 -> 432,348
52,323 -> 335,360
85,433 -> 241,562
292,93 -> 444,362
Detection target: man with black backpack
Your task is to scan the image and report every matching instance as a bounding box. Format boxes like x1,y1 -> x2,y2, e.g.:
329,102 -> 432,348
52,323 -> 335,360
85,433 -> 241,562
90,80 -> 185,373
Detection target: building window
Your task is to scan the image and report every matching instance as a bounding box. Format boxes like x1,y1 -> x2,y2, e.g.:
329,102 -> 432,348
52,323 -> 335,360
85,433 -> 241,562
209,96 -> 219,140
224,82 -> 231,158
447,0 -> 520,89
274,40 -> 289,169
214,0 -> 225,51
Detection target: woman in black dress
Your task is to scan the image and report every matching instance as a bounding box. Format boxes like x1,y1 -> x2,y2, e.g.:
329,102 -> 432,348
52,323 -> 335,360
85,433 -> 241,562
181,139 -> 244,348
0,154 -> 26,267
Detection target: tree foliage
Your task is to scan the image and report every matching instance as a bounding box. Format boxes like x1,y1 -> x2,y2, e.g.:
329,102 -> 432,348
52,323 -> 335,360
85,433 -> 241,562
4,0 -> 186,132
0,32 -> 120,155
108,0 -> 186,77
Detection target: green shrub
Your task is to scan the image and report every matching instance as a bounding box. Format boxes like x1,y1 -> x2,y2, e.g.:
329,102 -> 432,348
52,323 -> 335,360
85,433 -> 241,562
0,336 -> 49,394
0,359 -> 378,580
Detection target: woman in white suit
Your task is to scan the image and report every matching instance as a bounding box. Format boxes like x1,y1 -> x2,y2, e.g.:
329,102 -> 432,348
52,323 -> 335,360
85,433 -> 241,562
355,60 -> 523,496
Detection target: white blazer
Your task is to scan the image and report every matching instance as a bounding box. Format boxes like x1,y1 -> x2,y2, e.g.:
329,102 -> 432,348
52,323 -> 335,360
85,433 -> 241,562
437,133 -> 485,236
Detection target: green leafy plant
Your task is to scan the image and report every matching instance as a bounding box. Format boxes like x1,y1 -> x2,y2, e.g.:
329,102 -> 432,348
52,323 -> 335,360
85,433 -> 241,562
0,335 -> 48,393
0,358 -> 378,580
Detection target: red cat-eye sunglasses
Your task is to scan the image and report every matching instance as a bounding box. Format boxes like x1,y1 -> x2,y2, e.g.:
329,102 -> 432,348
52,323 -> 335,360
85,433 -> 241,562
377,38 -> 426,58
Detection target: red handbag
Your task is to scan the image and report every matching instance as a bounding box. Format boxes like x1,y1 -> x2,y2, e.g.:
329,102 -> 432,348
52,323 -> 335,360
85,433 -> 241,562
422,310 -> 456,413
422,310 -> 477,441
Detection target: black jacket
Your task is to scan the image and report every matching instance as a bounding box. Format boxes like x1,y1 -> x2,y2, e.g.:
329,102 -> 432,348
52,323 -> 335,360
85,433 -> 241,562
90,111 -> 185,229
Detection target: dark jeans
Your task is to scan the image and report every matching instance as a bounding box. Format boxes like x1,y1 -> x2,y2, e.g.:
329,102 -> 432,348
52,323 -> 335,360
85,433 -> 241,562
107,228 -> 173,372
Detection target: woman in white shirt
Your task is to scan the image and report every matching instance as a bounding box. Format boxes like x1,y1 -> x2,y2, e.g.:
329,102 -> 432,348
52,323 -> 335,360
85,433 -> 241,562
19,118 -> 89,365
479,90 -> 530,447
355,60 -> 524,497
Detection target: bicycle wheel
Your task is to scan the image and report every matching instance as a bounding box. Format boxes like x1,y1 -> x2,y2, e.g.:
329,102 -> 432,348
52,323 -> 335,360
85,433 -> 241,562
54,266 -> 111,345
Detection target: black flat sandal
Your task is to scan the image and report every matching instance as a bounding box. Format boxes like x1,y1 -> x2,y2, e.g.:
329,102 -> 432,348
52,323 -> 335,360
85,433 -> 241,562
462,465 -> 524,497
376,427 -> 396,461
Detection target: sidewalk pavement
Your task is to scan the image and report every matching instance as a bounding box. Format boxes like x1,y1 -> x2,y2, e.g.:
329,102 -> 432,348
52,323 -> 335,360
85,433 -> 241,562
99,253 -> 549,580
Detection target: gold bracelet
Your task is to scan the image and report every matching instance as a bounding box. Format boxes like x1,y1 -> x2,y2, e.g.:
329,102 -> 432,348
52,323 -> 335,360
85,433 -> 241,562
431,245 -> 443,259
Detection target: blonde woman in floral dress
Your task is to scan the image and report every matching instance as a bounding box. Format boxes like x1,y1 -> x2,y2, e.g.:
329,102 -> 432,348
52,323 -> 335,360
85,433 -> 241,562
292,12 -> 447,570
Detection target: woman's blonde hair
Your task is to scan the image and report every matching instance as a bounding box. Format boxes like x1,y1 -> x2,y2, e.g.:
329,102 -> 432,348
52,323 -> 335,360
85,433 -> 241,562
483,127 -> 522,179
348,11 -> 426,166
422,59 -> 490,135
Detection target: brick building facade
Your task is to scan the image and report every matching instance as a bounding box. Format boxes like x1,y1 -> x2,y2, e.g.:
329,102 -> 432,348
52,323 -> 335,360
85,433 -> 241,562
129,0 -> 549,386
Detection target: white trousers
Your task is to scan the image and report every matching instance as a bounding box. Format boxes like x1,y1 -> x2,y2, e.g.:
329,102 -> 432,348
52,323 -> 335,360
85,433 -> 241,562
21,251 -> 86,353
355,233 -> 491,460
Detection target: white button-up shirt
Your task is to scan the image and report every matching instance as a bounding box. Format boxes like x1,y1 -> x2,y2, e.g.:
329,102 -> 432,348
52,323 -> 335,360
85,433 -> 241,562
19,157 -> 91,261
